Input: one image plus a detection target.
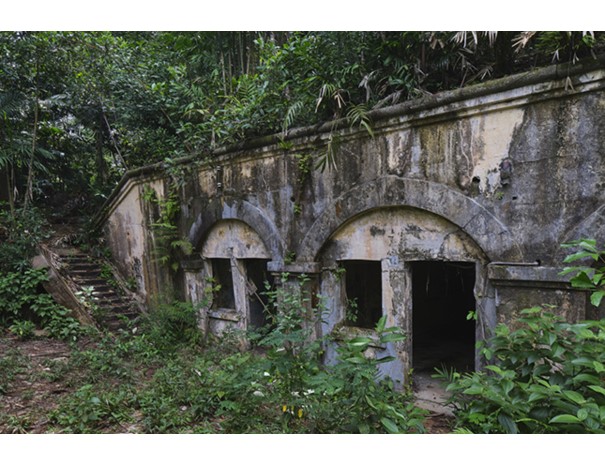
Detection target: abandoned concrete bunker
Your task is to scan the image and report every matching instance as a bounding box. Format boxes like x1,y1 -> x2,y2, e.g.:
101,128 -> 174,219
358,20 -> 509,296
97,58 -> 605,387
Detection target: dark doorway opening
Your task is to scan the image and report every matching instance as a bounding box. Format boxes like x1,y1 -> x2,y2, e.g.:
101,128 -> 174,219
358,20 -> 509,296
411,261 -> 476,373
341,260 -> 382,329
245,259 -> 274,329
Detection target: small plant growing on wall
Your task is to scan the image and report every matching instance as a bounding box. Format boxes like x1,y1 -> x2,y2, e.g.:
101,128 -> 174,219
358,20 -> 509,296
142,185 -> 193,272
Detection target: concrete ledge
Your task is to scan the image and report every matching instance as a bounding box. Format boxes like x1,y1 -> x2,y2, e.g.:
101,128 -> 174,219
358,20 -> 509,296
181,259 -> 205,271
208,309 -> 240,322
267,261 -> 321,274
488,264 -> 576,289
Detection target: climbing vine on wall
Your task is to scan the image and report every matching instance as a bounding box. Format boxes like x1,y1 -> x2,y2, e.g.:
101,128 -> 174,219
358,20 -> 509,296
142,184 -> 192,272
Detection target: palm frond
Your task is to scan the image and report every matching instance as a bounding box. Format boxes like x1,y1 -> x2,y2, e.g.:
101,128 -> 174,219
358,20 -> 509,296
512,32 -> 537,53
346,103 -> 374,138
0,91 -> 25,118
282,100 -> 304,135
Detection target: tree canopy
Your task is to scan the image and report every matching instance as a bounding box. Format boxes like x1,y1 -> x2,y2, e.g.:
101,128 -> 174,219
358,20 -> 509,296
1,31 -> 603,217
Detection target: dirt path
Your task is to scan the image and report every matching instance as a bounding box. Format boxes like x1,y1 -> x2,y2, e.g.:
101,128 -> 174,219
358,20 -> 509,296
0,334 -> 73,433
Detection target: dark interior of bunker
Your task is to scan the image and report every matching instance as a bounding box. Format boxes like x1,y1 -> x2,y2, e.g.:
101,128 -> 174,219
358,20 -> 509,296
411,261 -> 476,373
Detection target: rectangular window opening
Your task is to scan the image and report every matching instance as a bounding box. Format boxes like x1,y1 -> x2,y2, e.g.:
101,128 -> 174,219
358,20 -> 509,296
211,258 -> 235,309
341,260 -> 383,330
245,259 -> 274,329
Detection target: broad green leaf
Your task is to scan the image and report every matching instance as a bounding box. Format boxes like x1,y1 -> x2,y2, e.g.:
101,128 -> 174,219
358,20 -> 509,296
502,380 -> 514,396
550,414 -> 581,424
375,316 -> 386,333
497,413 -> 518,434
578,239 -> 598,252
563,250 -> 599,263
572,357 -> 594,368
380,417 -> 400,434
574,374 -> 601,384
591,291 -> 605,307
486,365 -> 503,376
588,385 -> 605,396
577,408 -> 589,421
528,392 -> 546,403
463,386 -> 483,395
348,337 -> 373,347
380,333 -> 405,343
551,344 -> 565,358
563,390 -> 586,405
364,395 -> 377,410
570,274 -> 596,289
547,332 -> 557,346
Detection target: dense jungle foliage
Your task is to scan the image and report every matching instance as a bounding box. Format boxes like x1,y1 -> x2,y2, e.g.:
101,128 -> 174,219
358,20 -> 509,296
1,31 -> 604,221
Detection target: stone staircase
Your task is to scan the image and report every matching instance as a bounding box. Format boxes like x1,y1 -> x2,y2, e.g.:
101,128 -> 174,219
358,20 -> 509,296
54,250 -> 141,331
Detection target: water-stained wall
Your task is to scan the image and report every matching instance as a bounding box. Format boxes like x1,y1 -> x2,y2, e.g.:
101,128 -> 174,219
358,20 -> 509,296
98,58 -> 605,384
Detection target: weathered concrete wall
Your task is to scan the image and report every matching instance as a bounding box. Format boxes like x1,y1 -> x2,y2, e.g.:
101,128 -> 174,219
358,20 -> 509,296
98,57 -> 605,384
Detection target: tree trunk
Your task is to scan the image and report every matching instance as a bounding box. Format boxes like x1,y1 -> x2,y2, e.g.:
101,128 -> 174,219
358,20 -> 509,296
23,72 -> 39,211
95,109 -> 108,187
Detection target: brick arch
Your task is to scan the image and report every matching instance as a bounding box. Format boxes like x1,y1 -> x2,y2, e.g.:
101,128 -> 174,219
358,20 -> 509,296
188,197 -> 285,260
297,176 -> 523,262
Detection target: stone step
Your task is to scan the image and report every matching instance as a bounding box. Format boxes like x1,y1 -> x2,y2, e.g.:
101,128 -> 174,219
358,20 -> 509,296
68,261 -> 99,269
54,248 -> 141,332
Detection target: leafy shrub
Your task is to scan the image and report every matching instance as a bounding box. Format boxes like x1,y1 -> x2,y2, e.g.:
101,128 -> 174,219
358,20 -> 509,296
561,238 -> 605,308
138,351 -> 275,433
50,384 -> 136,433
0,205 -> 50,273
250,274 -> 426,433
141,300 -> 202,351
432,239 -> 605,433
135,276 -> 426,434
441,307 -> 605,433
306,318 -> 426,433
8,320 -> 36,340
0,267 -> 80,341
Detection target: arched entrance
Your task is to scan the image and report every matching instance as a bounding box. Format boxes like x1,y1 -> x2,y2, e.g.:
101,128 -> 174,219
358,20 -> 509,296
317,206 -> 490,385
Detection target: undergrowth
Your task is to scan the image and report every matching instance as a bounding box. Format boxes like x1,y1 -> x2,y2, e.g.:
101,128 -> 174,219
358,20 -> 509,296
438,239 -> 605,434
44,275 -> 426,433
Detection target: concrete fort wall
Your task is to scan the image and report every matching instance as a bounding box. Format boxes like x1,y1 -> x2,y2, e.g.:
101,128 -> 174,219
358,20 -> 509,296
98,57 -> 605,385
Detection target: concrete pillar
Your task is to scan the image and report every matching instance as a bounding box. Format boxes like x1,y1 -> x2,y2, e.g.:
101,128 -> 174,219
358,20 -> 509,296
181,258 -> 210,338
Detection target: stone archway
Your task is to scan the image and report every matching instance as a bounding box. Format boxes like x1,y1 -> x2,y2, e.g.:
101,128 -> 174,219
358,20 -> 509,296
297,176 -> 523,263
188,197 -> 285,263
313,198 -> 501,387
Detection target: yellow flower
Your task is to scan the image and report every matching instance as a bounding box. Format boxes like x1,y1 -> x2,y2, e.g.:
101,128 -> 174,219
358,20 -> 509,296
297,408 -> 303,418
282,405 -> 288,413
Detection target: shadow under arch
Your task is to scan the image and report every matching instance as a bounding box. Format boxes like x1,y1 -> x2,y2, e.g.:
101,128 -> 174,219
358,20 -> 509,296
297,176 -> 523,263
188,197 -> 285,261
